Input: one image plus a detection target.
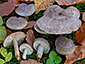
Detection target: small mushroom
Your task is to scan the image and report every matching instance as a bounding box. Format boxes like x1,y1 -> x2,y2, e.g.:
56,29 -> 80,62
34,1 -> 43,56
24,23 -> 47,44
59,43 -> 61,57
19,43 -> 33,59
33,38 -> 50,61
55,36 -> 75,55
3,32 -> 25,60
6,17 -> 28,30
15,3 -> 35,17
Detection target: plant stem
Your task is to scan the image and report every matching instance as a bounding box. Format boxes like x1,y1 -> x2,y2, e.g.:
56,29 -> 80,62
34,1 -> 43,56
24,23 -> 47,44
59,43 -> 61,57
22,48 -> 27,59
37,44 -> 44,61
13,39 -> 20,60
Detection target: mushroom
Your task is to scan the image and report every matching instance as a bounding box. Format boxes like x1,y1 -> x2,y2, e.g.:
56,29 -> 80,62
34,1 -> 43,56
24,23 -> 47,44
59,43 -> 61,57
33,38 -> 50,61
35,5 -> 81,34
3,32 -> 26,60
55,36 -> 75,55
6,17 -> 28,30
19,43 -> 33,59
15,3 -> 35,17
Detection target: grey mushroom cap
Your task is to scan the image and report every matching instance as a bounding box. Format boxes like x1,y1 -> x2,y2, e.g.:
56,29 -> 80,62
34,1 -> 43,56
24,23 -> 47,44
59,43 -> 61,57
55,36 -> 75,55
62,6 -> 80,18
35,5 -> 81,34
6,17 -> 28,30
19,43 -> 33,55
33,38 -> 50,53
3,32 -> 26,47
15,3 -> 35,16
34,24 -> 47,34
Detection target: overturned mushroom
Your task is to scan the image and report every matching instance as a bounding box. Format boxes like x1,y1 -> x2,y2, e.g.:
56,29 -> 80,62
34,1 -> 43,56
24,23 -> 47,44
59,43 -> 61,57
3,32 -> 25,60
6,17 -> 28,30
19,43 -> 33,59
35,5 -> 81,34
33,38 -> 50,61
55,36 -> 75,55
15,3 -> 35,17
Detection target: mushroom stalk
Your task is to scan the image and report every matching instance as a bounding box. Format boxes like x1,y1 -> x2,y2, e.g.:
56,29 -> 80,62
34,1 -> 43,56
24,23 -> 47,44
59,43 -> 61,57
37,44 -> 44,61
22,49 -> 28,59
13,39 -> 20,60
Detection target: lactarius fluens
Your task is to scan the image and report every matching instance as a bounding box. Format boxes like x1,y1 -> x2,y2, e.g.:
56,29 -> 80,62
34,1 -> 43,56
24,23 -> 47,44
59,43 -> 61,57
3,32 -> 25,60
55,36 -> 75,55
33,38 -> 50,61
19,43 -> 33,59
6,17 -> 28,30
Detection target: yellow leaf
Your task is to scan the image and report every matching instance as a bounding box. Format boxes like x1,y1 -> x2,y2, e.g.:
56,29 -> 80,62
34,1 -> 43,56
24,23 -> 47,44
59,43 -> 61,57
35,0 -> 54,14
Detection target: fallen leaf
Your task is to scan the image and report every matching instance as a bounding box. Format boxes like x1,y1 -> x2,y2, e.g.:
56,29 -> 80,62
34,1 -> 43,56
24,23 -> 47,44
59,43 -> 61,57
64,45 -> 85,64
18,0 -> 34,3
20,59 -> 42,64
55,0 -> 85,5
6,30 -> 13,37
23,21 -> 36,29
0,1 -> 19,17
75,23 -> 85,46
83,12 -> 85,21
35,0 -> 54,14
26,29 -> 35,47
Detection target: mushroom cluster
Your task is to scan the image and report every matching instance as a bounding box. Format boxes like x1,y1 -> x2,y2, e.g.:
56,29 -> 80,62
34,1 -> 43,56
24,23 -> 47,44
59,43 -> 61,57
34,5 -> 81,34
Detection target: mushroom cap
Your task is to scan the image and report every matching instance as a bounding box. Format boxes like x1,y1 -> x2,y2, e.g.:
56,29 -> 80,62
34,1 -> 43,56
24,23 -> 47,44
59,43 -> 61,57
3,32 -> 26,47
62,6 -> 80,18
35,5 -> 81,34
55,36 -> 75,55
6,17 -> 28,30
34,24 -> 47,34
36,16 -> 81,34
15,3 -> 35,16
33,38 -> 50,54
19,43 -> 33,55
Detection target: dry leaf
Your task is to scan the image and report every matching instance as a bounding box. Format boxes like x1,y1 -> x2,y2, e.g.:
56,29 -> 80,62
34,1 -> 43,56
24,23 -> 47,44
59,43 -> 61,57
0,1 -> 19,17
35,0 -> 54,14
64,45 -> 85,64
18,0 -> 34,3
55,0 -> 85,5
26,29 -> 35,47
20,59 -> 42,64
6,29 -> 13,37
23,21 -> 36,29
83,12 -> 85,21
75,23 -> 85,46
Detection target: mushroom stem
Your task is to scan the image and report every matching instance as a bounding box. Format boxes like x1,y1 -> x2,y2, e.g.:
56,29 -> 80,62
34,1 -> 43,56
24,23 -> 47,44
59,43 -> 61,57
22,48 -> 28,59
13,39 -> 20,60
37,44 -> 44,61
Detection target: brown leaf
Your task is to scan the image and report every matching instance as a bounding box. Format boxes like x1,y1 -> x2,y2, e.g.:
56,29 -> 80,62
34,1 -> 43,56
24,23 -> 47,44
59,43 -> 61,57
23,21 -> 36,29
83,12 -> 85,21
20,59 -> 42,64
18,0 -> 34,3
6,29 -> 13,37
26,29 -> 35,47
55,0 -> 85,5
75,23 -> 85,46
35,0 -> 54,14
0,1 -> 19,17
64,45 -> 85,64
